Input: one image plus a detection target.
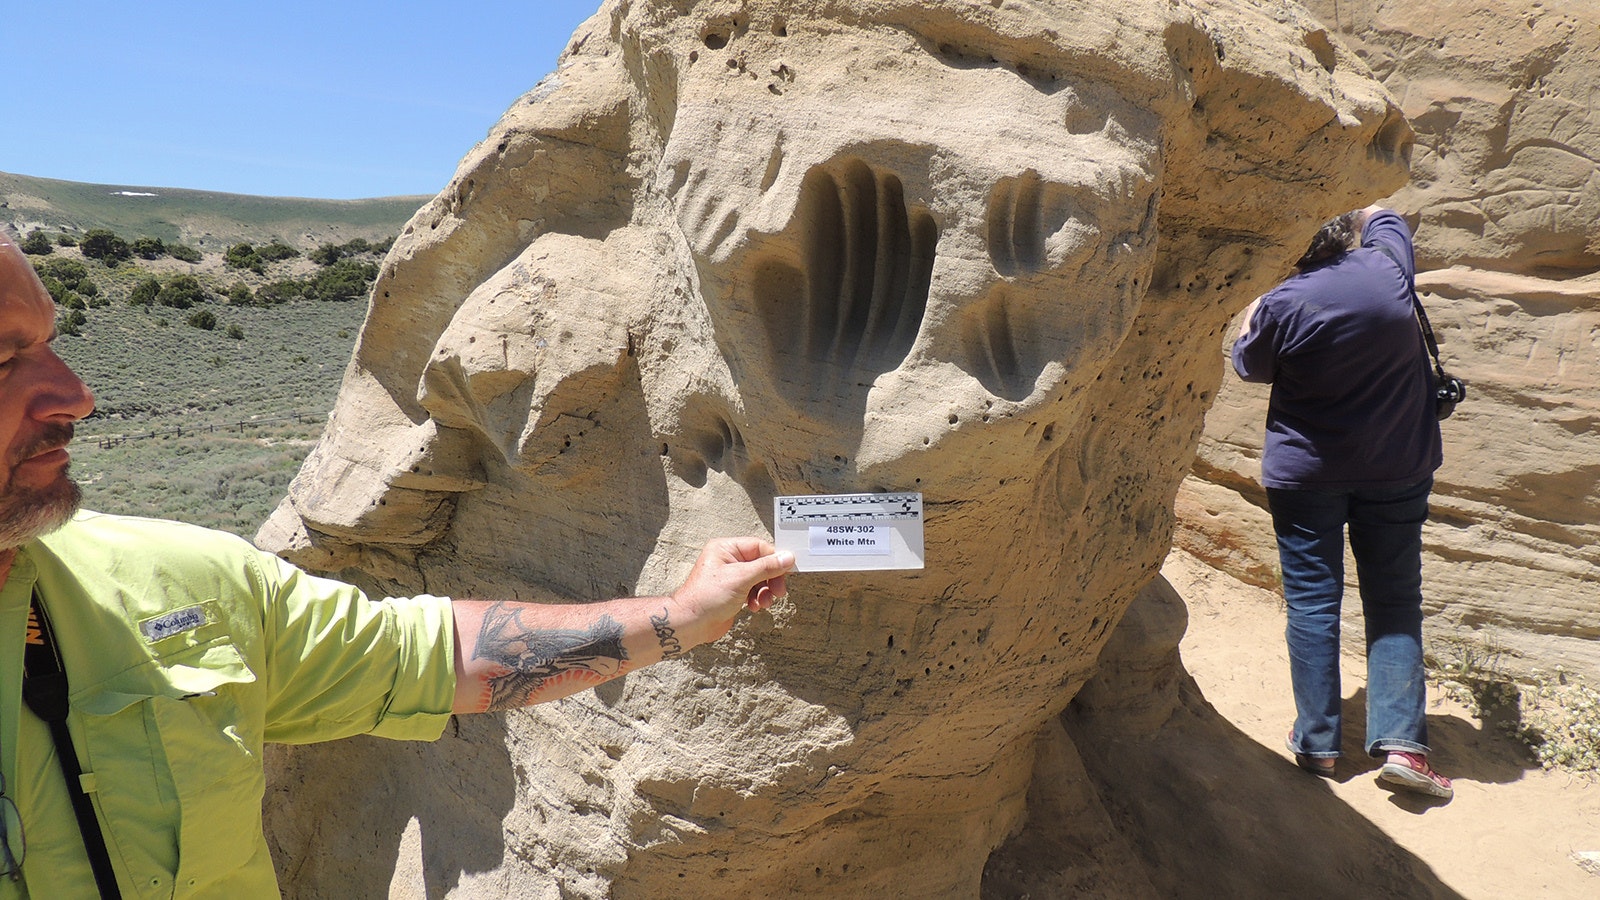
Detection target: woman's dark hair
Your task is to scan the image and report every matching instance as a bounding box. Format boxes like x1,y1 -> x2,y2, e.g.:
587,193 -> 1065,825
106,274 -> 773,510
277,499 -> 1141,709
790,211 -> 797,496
1296,211 -> 1359,268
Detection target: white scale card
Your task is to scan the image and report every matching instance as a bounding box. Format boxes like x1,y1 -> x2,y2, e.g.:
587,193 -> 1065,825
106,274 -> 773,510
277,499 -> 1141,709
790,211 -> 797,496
774,492 -> 924,572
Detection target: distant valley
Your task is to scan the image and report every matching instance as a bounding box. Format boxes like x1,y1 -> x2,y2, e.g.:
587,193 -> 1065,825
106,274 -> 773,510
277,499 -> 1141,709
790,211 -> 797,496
2,170 -> 426,538
1,170 -> 423,250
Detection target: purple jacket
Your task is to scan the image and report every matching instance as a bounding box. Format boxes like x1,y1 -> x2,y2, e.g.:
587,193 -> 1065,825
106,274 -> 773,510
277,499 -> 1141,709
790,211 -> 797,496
1231,211 -> 1442,490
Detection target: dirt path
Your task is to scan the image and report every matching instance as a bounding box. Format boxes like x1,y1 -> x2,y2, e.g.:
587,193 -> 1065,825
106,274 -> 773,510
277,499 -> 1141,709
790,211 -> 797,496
1164,548 -> 1600,899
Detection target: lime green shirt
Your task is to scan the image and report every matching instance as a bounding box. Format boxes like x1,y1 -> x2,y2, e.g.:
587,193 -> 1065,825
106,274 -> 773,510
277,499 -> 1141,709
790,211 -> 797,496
0,511 -> 457,899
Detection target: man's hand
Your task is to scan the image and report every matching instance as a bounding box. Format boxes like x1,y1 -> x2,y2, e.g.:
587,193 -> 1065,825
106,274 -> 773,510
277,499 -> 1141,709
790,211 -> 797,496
451,539 -> 796,713
669,538 -> 796,648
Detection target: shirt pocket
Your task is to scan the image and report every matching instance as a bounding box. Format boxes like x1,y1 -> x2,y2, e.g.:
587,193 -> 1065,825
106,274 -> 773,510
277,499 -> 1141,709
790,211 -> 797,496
74,638 -> 266,893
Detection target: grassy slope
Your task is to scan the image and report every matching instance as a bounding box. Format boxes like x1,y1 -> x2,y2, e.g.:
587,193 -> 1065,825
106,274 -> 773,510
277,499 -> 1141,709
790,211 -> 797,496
59,286 -> 371,539
1,170 -> 426,251
5,173 -> 416,538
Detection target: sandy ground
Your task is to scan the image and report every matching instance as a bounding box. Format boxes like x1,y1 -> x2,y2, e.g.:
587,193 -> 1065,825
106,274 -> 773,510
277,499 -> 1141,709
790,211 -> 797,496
1163,548 -> 1600,899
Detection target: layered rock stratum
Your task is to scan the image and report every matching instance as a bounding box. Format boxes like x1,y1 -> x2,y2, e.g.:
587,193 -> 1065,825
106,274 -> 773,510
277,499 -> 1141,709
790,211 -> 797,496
1183,0 -> 1600,681
256,0 -> 1419,895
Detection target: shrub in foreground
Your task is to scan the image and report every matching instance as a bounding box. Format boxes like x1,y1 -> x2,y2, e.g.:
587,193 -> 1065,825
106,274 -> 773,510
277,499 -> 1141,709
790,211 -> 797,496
158,275 -> 206,309
225,243 -> 266,275
129,277 -> 162,307
37,275 -> 67,303
35,257 -> 90,289
81,229 -> 132,265
168,243 -> 203,263
20,230 -> 53,255
310,259 -> 379,302
257,241 -> 300,262
255,279 -> 309,305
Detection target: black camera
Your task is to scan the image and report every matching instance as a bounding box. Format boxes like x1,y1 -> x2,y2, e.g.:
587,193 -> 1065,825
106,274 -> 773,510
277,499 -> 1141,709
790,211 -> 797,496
1435,373 -> 1466,420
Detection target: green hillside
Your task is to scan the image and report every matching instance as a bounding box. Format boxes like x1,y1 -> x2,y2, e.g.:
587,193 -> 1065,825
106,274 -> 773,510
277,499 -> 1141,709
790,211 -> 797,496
2,171 -> 423,538
1,170 -> 427,251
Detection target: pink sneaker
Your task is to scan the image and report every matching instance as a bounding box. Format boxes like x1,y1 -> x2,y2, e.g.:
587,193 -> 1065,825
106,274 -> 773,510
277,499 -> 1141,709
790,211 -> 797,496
1380,751 -> 1453,799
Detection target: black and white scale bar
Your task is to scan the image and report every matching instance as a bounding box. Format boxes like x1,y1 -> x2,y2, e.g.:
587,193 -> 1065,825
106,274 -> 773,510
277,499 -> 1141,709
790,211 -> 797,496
775,493 -> 923,522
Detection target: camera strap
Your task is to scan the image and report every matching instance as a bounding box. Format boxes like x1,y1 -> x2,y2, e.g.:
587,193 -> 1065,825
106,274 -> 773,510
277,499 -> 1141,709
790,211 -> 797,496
1374,244 -> 1449,384
22,588 -> 124,899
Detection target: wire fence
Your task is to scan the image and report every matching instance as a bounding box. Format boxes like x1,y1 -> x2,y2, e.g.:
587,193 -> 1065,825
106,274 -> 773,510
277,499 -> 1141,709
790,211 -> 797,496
85,411 -> 321,450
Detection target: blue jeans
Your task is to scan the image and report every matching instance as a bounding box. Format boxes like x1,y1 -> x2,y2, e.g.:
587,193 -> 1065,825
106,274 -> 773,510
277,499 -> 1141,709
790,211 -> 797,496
1267,477 -> 1432,759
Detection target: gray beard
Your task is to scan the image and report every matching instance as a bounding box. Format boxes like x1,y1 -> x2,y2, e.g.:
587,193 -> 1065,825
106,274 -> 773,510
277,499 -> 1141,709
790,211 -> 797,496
0,476 -> 82,550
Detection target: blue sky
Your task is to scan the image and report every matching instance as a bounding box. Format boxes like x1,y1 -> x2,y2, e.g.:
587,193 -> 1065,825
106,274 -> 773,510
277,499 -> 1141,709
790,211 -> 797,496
5,1 -> 602,199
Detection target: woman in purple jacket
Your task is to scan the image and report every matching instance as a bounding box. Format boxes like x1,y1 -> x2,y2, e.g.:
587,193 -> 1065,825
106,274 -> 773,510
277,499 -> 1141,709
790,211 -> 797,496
1232,206 -> 1452,799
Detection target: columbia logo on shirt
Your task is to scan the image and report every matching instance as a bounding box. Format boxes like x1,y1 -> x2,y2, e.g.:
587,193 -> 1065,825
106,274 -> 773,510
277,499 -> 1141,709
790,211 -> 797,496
140,605 -> 211,642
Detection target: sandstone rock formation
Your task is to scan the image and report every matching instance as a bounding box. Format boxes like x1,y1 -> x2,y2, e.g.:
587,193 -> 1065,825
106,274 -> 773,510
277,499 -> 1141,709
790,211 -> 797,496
256,1 -> 1408,895
1182,0 -> 1600,681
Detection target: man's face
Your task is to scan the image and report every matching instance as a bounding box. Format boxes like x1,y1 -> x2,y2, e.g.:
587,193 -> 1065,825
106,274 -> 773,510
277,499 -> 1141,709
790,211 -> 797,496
0,239 -> 95,549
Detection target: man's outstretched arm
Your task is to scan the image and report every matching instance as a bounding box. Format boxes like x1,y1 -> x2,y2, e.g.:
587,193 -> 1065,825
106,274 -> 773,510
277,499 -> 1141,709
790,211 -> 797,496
450,538 -> 795,713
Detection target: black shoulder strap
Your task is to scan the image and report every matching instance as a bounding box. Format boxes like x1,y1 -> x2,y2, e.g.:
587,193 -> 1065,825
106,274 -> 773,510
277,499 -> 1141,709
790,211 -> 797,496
1373,243 -> 1449,383
22,589 -> 124,899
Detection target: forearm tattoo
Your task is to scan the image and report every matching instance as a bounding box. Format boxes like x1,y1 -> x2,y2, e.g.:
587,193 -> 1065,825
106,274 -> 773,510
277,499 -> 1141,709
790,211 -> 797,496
473,603 -> 629,711
650,607 -> 685,660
